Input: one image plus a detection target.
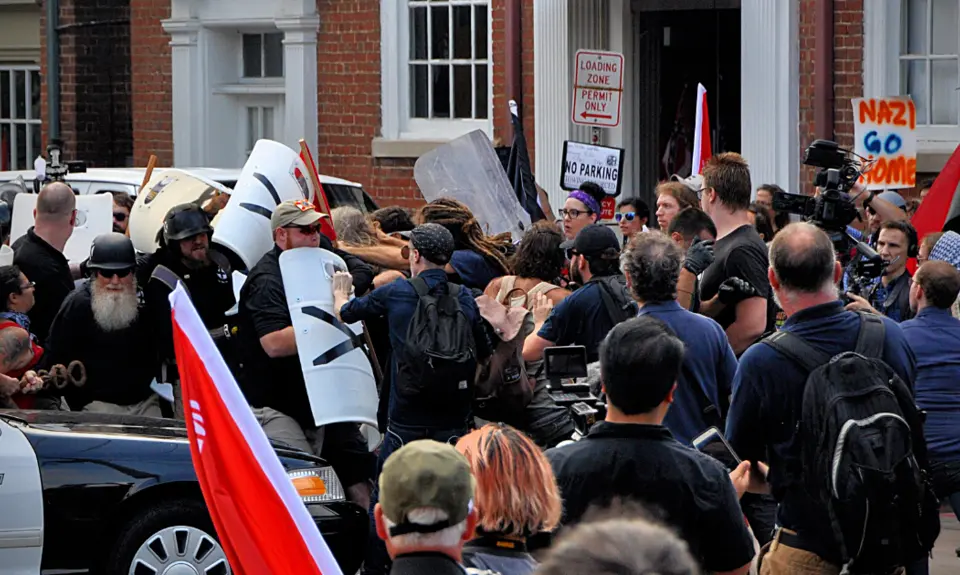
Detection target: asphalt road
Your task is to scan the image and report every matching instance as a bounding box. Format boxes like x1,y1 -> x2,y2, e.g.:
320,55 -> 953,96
932,512 -> 960,574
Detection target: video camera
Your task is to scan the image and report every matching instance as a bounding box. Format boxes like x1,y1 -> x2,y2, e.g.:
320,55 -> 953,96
543,346 -> 605,439
34,140 -> 86,192
772,139 -> 884,284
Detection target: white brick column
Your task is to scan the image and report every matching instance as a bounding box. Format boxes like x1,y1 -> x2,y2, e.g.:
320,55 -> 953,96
740,0 -> 799,194
277,16 -> 320,157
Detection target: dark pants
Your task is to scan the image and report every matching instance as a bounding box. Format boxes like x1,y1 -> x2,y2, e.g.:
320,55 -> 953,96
905,459 -> 960,575
742,492 -> 777,546
360,421 -> 467,575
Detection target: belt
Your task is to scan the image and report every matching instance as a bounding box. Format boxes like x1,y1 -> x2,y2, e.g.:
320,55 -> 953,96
774,528 -> 840,565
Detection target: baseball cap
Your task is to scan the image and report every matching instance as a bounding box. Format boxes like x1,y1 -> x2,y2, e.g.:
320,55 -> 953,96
876,190 -> 907,210
670,173 -> 704,194
270,199 -> 328,232
379,440 -> 476,536
560,224 -> 621,257
409,223 -> 455,265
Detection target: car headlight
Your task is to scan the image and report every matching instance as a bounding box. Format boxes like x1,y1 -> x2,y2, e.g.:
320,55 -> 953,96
287,467 -> 345,503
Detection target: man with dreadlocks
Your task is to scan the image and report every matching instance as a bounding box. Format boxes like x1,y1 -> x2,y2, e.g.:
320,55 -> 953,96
419,198 -> 512,291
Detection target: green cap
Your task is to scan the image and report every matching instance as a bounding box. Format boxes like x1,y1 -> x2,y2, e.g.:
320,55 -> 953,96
270,199 -> 327,232
379,440 -> 475,536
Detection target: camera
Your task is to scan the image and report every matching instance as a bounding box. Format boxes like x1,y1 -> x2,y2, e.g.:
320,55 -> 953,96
772,139 -> 884,283
33,140 -> 86,192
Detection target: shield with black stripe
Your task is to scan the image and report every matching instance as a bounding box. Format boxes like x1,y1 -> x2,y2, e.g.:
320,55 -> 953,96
279,247 -> 379,432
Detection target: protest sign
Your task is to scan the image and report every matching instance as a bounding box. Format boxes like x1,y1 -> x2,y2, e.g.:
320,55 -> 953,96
560,141 -> 625,197
852,97 -> 917,190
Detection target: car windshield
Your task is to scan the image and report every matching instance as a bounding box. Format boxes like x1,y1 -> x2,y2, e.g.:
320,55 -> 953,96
322,184 -> 377,213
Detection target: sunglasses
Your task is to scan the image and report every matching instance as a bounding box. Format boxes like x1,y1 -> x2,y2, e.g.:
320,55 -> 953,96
286,224 -> 322,235
98,268 -> 133,279
615,212 -> 636,222
113,212 -> 128,222
565,248 -> 580,260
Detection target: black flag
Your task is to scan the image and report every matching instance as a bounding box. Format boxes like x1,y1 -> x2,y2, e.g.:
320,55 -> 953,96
507,100 -> 544,222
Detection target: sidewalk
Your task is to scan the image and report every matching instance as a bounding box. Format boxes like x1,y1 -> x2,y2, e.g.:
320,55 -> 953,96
932,512 -> 960,574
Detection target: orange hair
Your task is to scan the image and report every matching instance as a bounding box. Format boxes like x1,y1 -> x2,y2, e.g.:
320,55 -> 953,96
455,424 -> 562,538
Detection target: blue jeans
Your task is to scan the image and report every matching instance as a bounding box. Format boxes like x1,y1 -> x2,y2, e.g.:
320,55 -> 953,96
360,421 -> 467,575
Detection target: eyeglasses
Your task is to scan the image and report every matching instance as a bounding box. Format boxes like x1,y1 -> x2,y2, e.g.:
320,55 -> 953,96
559,208 -> 593,220
113,212 -> 128,222
286,224 -> 321,235
615,212 -> 636,222
565,248 -> 580,260
98,268 -> 133,279
19,281 -> 35,291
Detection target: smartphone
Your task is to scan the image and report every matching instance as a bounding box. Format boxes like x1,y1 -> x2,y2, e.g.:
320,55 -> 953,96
692,427 -> 741,472
543,346 -> 589,380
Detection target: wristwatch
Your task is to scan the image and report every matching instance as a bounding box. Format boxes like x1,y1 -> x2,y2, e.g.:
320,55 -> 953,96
863,191 -> 877,209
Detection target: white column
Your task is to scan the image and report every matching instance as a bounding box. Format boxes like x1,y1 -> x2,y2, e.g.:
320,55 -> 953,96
568,0 -> 607,146
740,0 -> 799,194
606,0 -> 632,196
277,16 -> 320,158
534,0 -> 570,211
864,1 -> 900,98
162,19 -> 204,167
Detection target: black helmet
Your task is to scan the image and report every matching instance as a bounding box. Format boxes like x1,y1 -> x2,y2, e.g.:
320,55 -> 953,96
87,233 -> 136,271
163,203 -> 213,243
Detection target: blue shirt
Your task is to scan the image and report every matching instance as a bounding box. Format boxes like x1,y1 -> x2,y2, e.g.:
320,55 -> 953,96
726,301 -> 916,558
449,249 -> 501,291
339,268 -> 489,428
901,307 -> 960,462
638,300 -> 738,444
537,276 -> 636,363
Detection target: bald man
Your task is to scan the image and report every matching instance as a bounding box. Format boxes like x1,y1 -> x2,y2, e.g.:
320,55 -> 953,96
726,222 -> 917,572
12,182 -> 77,344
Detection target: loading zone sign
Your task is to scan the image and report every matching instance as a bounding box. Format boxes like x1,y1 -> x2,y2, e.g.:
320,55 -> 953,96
572,50 -> 624,128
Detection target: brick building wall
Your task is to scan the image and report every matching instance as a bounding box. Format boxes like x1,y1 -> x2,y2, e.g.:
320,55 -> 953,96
130,0 -> 172,167
798,0 -> 865,192
315,0 -> 534,209
40,0 -> 133,167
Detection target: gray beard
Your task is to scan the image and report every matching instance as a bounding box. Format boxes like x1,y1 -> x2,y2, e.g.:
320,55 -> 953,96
91,282 -> 139,332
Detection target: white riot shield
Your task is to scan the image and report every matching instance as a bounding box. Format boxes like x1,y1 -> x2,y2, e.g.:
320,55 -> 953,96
10,193 -> 112,263
0,245 -> 13,266
213,140 -> 315,271
280,247 -> 378,434
414,129 -> 531,240
128,169 -> 232,254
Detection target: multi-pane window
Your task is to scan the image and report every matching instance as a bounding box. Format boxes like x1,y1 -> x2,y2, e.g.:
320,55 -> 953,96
245,106 -> 275,157
242,33 -> 284,79
0,67 -> 41,171
900,0 -> 960,126
408,0 -> 489,120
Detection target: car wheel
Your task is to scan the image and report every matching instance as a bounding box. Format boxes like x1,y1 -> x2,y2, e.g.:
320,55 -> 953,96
105,498 -> 232,575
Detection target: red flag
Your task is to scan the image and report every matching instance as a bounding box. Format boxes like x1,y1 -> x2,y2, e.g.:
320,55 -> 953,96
298,141 -> 337,242
170,284 -> 343,575
691,83 -> 712,176
911,143 -> 960,243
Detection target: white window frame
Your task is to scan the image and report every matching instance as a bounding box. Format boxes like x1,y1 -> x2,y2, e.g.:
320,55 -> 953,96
380,0 -> 493,142
0,65 -> 42,171
865,0 -> 960,154
240,31 -> 285,81
239,95 -> 284,164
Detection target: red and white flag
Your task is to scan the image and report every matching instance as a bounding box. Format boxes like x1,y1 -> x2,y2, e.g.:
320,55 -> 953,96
170,284 -> 343,575
691,83 -> 712,176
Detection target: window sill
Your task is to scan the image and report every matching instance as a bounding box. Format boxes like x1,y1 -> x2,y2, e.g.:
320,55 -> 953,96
213,83 -> 285,96
371,138 -> 451,159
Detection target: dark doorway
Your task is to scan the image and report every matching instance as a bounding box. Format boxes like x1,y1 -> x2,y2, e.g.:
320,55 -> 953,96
632,5 -> 741,206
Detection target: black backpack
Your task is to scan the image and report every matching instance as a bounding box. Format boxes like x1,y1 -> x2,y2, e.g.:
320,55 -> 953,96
763,313 -> 940,573
396,277 -> 478,403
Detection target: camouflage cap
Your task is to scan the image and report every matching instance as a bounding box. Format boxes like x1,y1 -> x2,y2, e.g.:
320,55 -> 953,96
379,440 -> 475,536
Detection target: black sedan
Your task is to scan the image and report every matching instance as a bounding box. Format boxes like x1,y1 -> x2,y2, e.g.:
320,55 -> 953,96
0,410 -> 367,575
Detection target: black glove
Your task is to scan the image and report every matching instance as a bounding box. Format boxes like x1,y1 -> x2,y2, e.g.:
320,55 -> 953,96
683,238 -> 715,275
718,277 -> 761,306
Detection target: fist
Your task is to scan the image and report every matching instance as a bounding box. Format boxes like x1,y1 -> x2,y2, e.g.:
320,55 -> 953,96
20,371 -> 42,394
718,277 -> 761,306
683,238 -> 715,276
0,373 -> 19,397
332,271 -> 354,296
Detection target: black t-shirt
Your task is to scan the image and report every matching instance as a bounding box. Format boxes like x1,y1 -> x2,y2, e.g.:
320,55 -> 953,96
237,246 -> 313,427
43,281 -> 157,408
546,422 -> 756,573
13,227 -> 75,345
699,224 -> 774,333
